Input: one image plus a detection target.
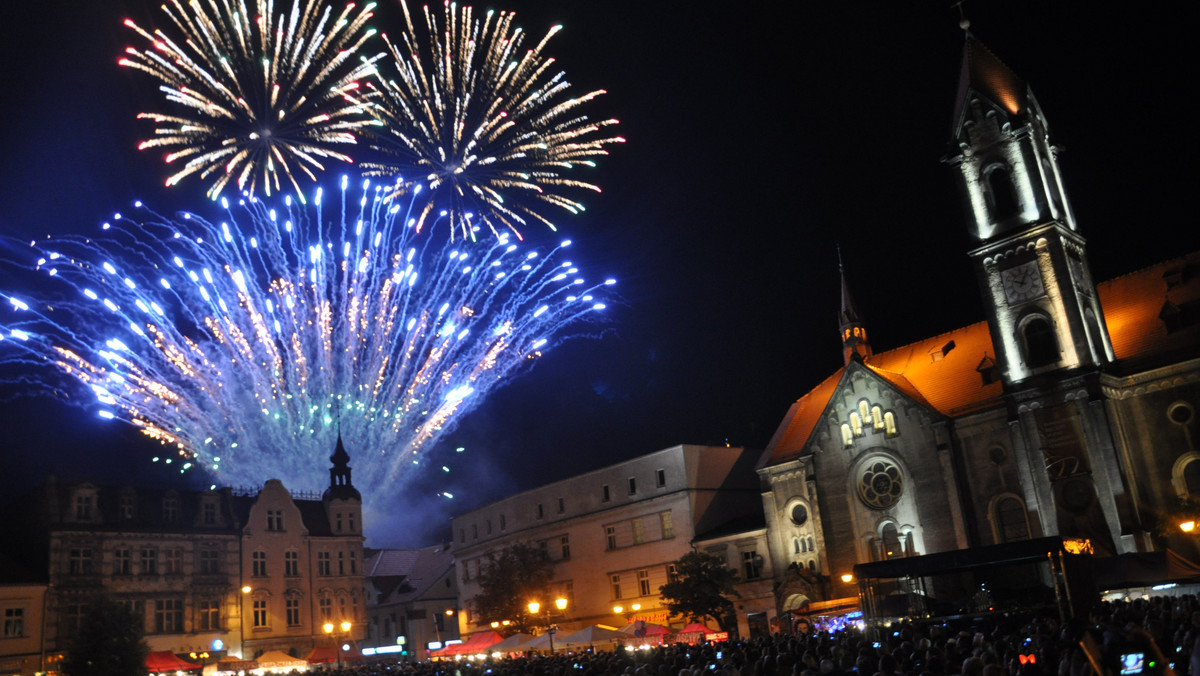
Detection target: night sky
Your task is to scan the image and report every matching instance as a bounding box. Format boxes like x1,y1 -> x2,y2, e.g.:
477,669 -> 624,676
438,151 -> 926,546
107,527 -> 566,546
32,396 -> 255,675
0,2 -> 1195,546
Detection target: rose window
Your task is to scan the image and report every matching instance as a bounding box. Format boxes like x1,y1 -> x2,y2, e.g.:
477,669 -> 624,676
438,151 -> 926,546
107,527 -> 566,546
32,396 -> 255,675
858,460 -> 903,509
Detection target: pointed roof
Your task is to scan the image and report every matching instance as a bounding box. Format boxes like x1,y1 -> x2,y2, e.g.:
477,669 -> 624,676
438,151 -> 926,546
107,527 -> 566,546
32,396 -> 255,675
951,33 -> 1029,139
838,250 -> 864,328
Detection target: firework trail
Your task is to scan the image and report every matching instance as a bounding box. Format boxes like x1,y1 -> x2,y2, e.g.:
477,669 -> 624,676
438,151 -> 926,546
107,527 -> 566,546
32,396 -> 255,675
0,176 -> 614,498
360,1 -> 625,241
120,0 -> 382,201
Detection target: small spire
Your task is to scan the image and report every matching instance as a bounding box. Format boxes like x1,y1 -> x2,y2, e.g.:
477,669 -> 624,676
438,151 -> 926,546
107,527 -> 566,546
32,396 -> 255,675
837,248 -> 871,365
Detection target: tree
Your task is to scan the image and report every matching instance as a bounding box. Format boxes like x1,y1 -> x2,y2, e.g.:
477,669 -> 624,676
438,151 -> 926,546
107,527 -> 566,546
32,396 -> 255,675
659,550 -> 741,635
61,596 -> 149,676
471,541 -> 556,635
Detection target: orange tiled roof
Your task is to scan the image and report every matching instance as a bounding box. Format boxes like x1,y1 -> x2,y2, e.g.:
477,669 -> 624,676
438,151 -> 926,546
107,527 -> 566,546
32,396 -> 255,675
759,252 -> 1200,469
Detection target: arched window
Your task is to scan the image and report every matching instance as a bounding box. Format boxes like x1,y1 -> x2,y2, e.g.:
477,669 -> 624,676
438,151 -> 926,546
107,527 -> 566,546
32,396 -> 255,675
881,523 -> 903,560
994,496 -> 1031,543
858,400 -> 872,425
849,412 -> 863,437
884,411 -> 898,437
986,164 -> 1019,221
841,423 -> 853,448
807,560 -> 815,572
1185,459 -> 1200,497
1023,316 -> 1059,368
794,538 -> 802,555
807,536 -> 814,552
872,405 -> 884,431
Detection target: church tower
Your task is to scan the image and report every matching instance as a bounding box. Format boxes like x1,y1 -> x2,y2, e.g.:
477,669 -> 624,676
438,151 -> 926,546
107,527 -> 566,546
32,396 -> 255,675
947,34 -> 1114,386
323,434 -> 363,537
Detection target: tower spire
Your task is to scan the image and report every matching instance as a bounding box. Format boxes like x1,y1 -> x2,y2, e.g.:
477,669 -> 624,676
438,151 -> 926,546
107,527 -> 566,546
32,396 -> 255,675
837,247 -> 871,365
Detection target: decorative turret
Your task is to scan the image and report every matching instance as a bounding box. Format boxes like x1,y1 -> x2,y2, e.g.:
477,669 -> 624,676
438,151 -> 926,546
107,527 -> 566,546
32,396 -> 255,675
838,251 -> 871,365
323,434 -> 361,502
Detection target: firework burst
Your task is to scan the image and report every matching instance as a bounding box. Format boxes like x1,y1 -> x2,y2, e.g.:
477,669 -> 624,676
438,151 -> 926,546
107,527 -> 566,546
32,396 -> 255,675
120,0 -> 383,201
360,0 -> 624,241
0,176 -> 614,499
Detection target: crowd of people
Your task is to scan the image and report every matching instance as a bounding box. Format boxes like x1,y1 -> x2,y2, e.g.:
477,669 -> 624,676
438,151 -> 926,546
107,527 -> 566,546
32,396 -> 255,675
302,594 -> 1199,676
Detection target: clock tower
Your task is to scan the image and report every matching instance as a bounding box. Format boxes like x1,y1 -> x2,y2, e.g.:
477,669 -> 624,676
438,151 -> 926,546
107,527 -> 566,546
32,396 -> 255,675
946,34 -> 1114,385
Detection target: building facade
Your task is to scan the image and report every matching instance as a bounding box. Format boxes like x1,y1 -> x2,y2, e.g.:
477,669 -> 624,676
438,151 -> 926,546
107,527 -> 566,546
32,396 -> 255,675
451,444 -> 774,640
756,33 -> 1200,616
363,545 -> 459,661
0,439 -> 365,669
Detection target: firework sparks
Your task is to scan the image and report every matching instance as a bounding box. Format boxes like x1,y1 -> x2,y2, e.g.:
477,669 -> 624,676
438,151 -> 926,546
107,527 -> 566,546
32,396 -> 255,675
360,0 -> 625,241
0,176 -> 615,499
120,0 -> 383,201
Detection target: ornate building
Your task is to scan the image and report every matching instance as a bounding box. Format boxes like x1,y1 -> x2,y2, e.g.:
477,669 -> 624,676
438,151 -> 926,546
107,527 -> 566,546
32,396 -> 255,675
756,33 -> 1200,614
0,438 -> 365,669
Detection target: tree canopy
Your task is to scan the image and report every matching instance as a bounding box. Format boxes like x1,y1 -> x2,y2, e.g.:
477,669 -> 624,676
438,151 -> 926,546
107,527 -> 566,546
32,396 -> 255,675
471,541 -> 557,635
60,595 -> 149,676
658,550 -> 741,634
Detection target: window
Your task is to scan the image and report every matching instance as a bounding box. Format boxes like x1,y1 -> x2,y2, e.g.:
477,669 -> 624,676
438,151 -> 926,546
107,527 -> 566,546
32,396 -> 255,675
348,513 -> 356,533
849,411 -> 863,437
610,574 -> 621,600
558,497 -> 565,514
606,525 -> 617,550
286,598 -> 301,626
632,518 -> 645,544
154,599 -> 183,633
285,551 -> 299,577
656,469 -> 666,488
202,502 -> 217,525
1023,316 -> 1059,368
661,512 -> 674,539
318,552 -> 331,576
872,405 -> 885,431
350,550 -> 358,574
253,599 -> 269,628
628,477 -> 637,495
3,608 -> 23,638
69,548 -> 94,575
140,548 -> 158,575
790,503 -> 809,526
487,519 -> 493,534
119,494 -> 135,520
338,551 -> 346,575
858,459 -> 903,510
561,535 -> 571,560
75,494 -> 93,520
197,599 -> 220,631
252,551 -> 268,577
162,497 -> 177,522
199,548 -> 219,574
884,411 -> 898,437
537,503 -> 545,519
164,548 -> 183,575
841,423 -> 854,448
985,164 -> 1019,220
995,497 -> 1031,543
500,514 -> 506,530
319,597 -> 332,622
637,569 -> 650,596
267,509 -> 283,531
459,528 -> 465,543
114,548 -> 132,576
336,514 -> 343,533
667,564 -> 678,581
742,550 -> 762,579
119,600 -> 145,630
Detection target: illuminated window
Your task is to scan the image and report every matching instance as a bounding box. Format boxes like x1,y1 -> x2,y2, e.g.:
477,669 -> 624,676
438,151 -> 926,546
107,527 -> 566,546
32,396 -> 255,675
849,412 -> 863,437
884,411 -> 898,437
841,424 -> 853,448
660,512 -> 674,539
638,569 -> 651,595
632,518 -> 645,544
858,460 -> 903,510
858,400 -> 871,425
872,405 -> 884,431
319,596 -> 332,622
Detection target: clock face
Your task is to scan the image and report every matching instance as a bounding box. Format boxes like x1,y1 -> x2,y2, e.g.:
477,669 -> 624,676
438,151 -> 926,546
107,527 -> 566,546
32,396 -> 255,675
1000,261 -> 1045,304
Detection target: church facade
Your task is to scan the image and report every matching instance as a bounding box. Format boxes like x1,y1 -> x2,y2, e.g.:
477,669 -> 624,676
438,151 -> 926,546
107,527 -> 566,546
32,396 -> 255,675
756,34 -> 1200,612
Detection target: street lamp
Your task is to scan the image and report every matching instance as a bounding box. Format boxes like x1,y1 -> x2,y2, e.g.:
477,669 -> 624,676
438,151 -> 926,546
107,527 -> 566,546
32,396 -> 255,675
528,598 -> 568,654
323,620 -> 352,669
1181,520 -> 1196,533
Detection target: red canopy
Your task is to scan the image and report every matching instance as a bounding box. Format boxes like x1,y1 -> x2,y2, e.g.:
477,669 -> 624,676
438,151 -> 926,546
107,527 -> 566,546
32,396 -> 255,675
429,630 -> 504,657
306,645 -> 363,664
146,651 -> 199,672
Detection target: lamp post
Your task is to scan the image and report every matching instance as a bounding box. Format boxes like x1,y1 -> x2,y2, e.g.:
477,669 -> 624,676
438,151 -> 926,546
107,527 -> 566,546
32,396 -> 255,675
324,620 -> 352,669
189,651 -> 210,672
239,585 -> 251,659
528,598 -> 567,654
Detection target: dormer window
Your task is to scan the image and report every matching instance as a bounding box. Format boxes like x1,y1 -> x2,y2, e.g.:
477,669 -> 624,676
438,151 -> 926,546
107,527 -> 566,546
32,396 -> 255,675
162,497 -> 178,523
74,494 -> 94,521
266,509 -> 283,531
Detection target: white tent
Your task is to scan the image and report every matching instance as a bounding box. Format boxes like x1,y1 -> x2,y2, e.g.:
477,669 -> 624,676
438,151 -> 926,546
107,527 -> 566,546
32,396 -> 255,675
252,650 -> 308,671
488,632 -> 536,653
558,624 -> 625,648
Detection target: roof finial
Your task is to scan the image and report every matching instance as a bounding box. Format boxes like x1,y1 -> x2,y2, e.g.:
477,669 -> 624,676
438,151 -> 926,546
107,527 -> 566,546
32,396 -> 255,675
952,0 -> 971,31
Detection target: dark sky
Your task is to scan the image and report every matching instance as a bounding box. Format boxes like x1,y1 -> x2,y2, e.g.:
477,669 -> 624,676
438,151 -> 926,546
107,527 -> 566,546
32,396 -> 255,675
0,2 -> 1195,546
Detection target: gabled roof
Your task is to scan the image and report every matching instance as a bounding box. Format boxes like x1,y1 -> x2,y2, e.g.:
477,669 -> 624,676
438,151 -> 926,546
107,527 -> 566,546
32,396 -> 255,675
759,252 -> 1200,470
365,545 -> 454,605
